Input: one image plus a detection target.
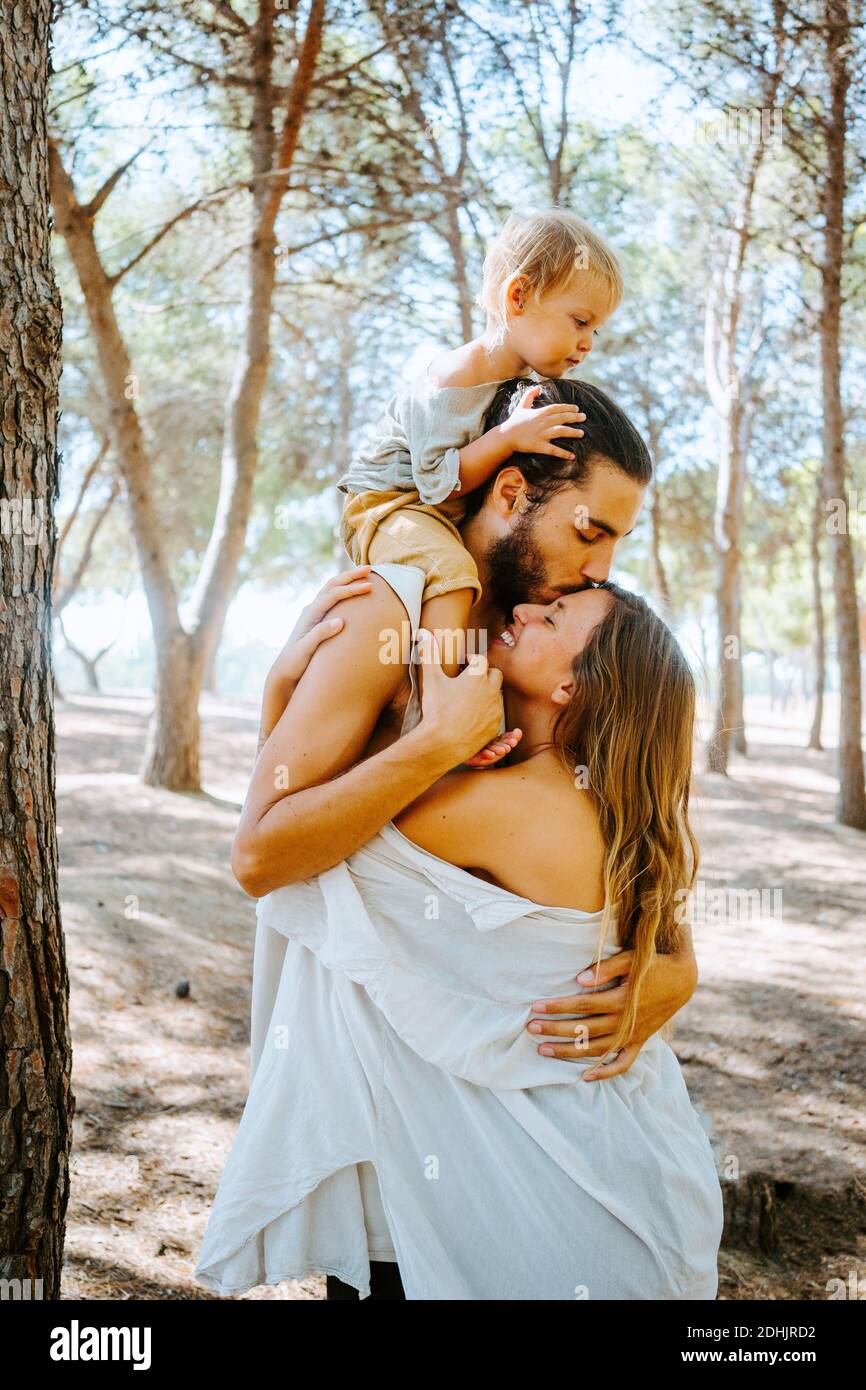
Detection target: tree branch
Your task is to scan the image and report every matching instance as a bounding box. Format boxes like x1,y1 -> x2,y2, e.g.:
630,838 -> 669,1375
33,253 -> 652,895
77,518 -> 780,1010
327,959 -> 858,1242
83,141 -> 153,219
55,436 -> 109,570
54,476 -> 121,615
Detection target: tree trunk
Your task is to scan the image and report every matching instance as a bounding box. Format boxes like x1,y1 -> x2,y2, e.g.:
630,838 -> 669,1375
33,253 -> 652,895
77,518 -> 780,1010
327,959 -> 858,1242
701,37 -> 783,774
698,615 -> 709,671
141,635 -> 205,789
649,489 -> 672,610
809,483 -> 826,750
48,0 -> 326,791
819,0 -> 866,827
0,0 -> 72,1299
184,0 -> 325,707
68,649 -> 101,693
201,642 -> 219,697
331,311 -> 355,563
706,399 -> 746,772
765,647 -> 777,708
47,144 -> 195,784
443,200 -> 473,340
722,1172 -> 780,1254
731,652 -> 747,755
57,618 -> 115,695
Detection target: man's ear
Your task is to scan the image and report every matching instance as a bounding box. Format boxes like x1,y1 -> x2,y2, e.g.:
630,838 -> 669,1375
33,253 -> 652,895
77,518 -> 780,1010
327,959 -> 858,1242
550,678 -> 575,708
490,465 -> 529,517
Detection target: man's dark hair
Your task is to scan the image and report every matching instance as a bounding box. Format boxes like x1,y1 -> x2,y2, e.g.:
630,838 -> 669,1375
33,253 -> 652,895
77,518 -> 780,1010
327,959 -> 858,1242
464,377 -> 653,517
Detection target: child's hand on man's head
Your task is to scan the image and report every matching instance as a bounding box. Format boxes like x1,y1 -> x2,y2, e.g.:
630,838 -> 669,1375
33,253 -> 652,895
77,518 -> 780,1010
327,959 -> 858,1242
500,384 -> 585,460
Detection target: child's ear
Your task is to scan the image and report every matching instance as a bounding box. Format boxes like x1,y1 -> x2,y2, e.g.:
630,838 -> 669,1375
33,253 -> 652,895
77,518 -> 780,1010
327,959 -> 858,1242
550,678 -> 575,707
506,275 -> 530,314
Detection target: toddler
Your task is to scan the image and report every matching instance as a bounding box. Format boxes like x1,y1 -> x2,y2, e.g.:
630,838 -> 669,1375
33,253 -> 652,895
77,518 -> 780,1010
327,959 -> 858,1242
337,207 -> 623,672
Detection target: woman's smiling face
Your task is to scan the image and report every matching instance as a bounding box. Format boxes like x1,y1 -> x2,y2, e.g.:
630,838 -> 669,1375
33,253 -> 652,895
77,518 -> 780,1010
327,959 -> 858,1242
487,587 -> 614,705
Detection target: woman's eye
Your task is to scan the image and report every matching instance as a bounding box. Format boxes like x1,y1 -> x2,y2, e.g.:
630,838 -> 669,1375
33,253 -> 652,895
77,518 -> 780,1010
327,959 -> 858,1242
544,615 -> 555,627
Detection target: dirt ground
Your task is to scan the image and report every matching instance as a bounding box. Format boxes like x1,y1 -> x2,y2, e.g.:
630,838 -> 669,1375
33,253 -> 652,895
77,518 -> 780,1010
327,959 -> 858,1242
55,691 -> 866,1301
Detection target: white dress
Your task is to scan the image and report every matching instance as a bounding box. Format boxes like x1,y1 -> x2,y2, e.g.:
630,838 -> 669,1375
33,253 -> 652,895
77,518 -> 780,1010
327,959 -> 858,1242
194,565 -> 724,1300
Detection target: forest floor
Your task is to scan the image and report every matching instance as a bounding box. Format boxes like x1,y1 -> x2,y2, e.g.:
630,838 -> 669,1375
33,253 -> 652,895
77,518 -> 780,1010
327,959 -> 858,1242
55,691 -> 866,1301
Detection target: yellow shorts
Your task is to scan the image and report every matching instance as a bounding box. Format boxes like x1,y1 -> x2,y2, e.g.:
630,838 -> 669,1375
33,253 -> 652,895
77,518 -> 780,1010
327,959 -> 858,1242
340,489 -> 481,604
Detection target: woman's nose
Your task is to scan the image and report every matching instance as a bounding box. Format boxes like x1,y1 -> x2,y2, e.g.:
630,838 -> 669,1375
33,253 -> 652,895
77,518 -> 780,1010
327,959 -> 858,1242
512,604 -> 542,624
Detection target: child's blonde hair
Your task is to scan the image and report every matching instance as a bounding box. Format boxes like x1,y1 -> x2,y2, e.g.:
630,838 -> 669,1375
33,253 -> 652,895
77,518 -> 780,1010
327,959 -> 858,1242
478,208 -> 623,342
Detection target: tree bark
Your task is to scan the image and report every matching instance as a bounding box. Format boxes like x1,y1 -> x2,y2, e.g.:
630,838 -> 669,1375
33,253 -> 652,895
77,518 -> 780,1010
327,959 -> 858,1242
819,0 -> 866,827
809,483 -> 826,750
0,0 -> 71,1299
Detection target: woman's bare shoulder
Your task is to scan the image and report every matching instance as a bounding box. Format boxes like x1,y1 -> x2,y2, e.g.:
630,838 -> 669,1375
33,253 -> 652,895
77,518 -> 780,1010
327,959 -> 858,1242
494,755 -> 602,837
473,755 -> 606,910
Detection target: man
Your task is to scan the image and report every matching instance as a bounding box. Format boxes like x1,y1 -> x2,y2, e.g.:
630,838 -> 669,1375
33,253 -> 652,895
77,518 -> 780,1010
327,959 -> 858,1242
232,378 -> 698,1082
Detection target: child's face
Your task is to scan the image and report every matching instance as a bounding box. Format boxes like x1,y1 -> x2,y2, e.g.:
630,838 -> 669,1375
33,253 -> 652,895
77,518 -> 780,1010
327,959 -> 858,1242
505,270 -> 616,378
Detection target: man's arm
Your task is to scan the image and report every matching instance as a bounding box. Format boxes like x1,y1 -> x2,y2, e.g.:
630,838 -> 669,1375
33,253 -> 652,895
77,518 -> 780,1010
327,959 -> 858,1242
253,565 -> 375,760
232,579 -> 504,896
525,924 -> 698,1080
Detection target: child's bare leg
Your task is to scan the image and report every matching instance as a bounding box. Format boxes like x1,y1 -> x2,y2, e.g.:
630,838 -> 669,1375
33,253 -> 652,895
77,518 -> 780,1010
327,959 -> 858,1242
419,588 -> 474,678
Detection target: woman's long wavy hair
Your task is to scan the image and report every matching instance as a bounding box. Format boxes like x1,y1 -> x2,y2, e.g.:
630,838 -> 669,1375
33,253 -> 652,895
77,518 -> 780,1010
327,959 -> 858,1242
551,582 -> 699,1060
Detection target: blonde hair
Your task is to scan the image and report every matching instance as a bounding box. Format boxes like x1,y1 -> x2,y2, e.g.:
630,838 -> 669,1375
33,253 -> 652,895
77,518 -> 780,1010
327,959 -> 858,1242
478,207 -> 623,342
551,583 -> 698,1062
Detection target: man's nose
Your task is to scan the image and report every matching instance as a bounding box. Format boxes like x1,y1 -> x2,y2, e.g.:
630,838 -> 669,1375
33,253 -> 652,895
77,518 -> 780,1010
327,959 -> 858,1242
580,548 -> 612,584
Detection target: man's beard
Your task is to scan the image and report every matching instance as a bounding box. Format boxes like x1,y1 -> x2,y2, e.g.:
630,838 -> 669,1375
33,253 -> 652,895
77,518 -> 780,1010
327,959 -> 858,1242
483,511 -> 551,619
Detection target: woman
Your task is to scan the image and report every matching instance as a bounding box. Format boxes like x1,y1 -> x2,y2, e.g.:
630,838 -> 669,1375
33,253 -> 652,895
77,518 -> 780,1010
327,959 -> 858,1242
194,561 -> 723,1301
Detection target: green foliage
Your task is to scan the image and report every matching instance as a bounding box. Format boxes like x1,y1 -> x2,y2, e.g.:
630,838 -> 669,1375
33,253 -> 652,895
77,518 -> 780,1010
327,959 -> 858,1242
50,0 -> 866,698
